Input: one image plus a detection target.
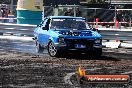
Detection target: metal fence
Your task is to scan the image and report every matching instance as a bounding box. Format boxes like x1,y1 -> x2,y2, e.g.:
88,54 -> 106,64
99,29 -> 132,41
0,5 -> 132,29
84,8 -> 132,29
0,23 -> 132,42
43,6 -> 132,29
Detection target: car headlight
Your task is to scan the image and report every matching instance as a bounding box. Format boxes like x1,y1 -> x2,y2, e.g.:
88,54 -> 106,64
95,39 -> 101,43
58,37 -> 65,43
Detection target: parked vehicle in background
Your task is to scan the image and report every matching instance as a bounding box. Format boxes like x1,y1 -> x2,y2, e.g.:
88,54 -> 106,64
34,16 -> 102,57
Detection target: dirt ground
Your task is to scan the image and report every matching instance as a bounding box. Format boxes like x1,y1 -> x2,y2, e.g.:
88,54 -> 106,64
0,47 -> 132,88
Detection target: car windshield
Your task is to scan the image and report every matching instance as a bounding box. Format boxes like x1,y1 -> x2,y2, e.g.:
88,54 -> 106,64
50,18 -> 89,30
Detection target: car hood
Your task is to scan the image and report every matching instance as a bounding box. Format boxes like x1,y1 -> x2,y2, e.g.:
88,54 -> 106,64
53,29 -> 101,37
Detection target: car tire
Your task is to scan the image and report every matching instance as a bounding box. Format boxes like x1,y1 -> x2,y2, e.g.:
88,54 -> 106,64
36,41 -> 44,53
48,41 -> 60,57
86,48 -> 102,58
94,48 -> 102,58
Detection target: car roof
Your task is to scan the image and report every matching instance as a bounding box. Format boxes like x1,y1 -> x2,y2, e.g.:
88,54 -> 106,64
47,16 -> 85,20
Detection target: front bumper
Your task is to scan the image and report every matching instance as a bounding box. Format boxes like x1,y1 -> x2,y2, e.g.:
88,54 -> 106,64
54,43 -> 102,51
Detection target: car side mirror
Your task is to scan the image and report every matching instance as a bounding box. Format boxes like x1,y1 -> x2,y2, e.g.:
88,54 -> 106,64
93,28 -> 99,32
93,28 -> 97,31
42,27 -> 46,30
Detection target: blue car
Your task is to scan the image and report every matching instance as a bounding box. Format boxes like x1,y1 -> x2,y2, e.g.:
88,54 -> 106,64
34,16 -> 102,57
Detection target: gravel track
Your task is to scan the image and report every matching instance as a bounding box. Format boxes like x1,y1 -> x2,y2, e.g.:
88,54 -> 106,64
0,39 -> 132,87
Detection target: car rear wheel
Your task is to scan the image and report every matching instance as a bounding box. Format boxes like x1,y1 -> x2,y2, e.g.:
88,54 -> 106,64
36,41 -> 44,53
48,41 -> 60,57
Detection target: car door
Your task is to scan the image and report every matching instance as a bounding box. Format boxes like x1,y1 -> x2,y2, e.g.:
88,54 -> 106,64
38,18 -> 51,47
34,20 -> 44,39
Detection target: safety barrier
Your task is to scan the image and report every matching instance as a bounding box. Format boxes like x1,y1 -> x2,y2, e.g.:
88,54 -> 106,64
0,17 -> 17,23
87,21 -> 132,29
0,23 -> 132,42
98,28 -> 132,41
88,21 -> 132,42
0,23 -> 36,37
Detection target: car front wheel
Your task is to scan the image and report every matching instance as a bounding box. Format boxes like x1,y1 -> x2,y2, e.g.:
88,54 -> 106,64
48,41 -> 60,57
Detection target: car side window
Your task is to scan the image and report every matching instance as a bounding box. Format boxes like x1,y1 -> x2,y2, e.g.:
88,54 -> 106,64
42,18 -> 51,30
42,19 -> 48,27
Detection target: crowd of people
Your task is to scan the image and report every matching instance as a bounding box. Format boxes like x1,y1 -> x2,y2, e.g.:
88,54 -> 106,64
0,4 -> 17,23
0,8 -> 10,18
0,7 -> 10,23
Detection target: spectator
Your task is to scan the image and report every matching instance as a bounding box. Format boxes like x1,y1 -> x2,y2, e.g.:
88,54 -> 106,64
5,8 -> 9,18
1,8 -> 8,18
76,8 -> 82,17
116,10 -> 122,22
1,8 -> 9,23
64,8 -> 73,16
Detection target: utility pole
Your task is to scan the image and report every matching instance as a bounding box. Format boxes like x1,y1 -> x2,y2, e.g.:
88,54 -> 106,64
73,4 -> 76,17
54,7 -> 58,16
53,1 -> 58,16
10,0 -> 13,15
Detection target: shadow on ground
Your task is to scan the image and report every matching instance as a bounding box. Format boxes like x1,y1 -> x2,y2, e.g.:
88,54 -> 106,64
59,52 -> 120,61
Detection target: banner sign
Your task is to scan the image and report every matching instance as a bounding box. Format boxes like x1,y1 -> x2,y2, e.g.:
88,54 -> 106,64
17,0 -> 43,11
